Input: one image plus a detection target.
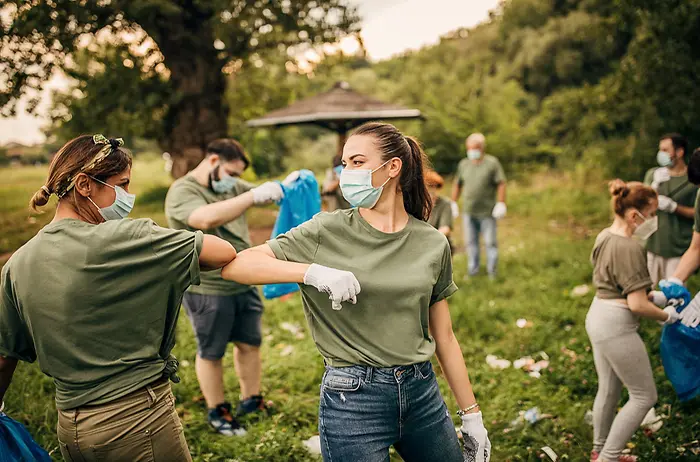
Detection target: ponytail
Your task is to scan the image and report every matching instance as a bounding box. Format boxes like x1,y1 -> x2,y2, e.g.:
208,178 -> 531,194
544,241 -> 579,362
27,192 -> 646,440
403,137 -> 432,221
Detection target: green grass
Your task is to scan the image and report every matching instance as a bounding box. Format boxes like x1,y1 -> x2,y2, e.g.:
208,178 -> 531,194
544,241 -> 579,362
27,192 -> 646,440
1,162 -> 699,461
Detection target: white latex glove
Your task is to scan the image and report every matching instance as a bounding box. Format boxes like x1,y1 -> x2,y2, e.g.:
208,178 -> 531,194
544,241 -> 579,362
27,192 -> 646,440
460,411 -> 491,462
663,306 -> 681,325
252,182 -> 284,204
491,202 -> 507,220
303,264 -> 361,310
282,171 -> 301,186
657,195 -> 678,213
450,201 -> 459,219
680,293 -> 700,328
649,291 -> 668,307
651,167 -> 671,190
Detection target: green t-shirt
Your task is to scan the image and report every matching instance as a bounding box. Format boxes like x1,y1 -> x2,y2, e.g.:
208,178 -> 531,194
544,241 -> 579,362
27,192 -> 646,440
0,218 -> 203,410
693,187 -> 700,233
165,175 -> 253,295
268,209 -> 458,368
591,228 -> 652,299
428,196 -> 453,230
456,155 -> 506,218
643,168 -> 698,258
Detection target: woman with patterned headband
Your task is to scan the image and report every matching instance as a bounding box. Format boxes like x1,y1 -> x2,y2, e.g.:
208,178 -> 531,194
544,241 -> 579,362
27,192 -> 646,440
0,135 -> 237,461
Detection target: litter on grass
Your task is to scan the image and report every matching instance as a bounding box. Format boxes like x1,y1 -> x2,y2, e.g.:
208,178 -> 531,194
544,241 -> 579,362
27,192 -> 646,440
486,354 -> 512,369
571,284 -> 591,297
280,322 -> 305,339
641,408 -> 664,434
541,446 -> 558,461
516,318 -> 534,328
303,435 -> 321,455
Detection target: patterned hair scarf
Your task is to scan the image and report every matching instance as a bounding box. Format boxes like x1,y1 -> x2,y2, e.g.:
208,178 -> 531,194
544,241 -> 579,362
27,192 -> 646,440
56,134 -> 124,198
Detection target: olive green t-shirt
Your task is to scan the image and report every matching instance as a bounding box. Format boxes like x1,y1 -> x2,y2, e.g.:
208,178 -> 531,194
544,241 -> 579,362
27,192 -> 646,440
428,196 -> 454,230
165,175 -> 253,295
643,168 -> 698,258
694,189 -> 700,233
0,218 -> 203,410
591,228 -> 653,299
456,155 -> 506,218
268,209 -> 457,368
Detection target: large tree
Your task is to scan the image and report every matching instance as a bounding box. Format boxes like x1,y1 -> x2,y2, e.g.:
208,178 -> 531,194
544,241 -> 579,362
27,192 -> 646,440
0,0 -> 360,176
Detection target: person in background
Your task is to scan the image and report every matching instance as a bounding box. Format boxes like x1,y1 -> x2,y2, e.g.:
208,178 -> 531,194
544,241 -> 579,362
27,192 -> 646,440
426,169 -> 454,253
642,133 -> 697,285
451,133 -> 507,279
164,138 -> 287,436
222,122 -> 491,462
322,153 -> 351,211
587,180 -> 680,462
0,135 -> 236,461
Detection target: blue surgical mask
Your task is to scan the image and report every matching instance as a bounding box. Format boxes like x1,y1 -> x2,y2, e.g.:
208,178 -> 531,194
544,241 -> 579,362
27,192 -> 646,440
657,150 -> 673,167
87,177 -> 136,221
339,159 -> 393,209
467,149 -> 482,160
211,167 -> 238,194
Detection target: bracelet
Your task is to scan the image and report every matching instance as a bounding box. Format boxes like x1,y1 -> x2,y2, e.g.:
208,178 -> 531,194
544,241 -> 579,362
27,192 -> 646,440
457,403 -> 480,416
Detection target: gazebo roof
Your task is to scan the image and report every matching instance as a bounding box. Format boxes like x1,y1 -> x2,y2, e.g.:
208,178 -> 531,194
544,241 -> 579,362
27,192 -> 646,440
246,81 -> 422,133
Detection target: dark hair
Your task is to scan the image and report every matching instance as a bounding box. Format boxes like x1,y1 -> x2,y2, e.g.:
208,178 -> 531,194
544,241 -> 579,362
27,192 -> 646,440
352,122 -> 432,220
31,135 -> 132,211
206,138 -> 250,169
688,148 -> 700,185
608,179 -> 657,217
660,133 -> 688,156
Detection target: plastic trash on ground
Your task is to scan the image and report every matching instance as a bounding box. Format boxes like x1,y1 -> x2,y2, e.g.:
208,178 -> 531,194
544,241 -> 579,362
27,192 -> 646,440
303,435 -> 322,455
571,284 -> 590,297
485,354 -> 511,369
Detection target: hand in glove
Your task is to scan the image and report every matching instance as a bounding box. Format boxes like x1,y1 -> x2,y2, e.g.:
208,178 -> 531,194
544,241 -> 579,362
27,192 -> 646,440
460,411 -> 491,462
491,202 -> 507,220
450,201 -> 460,219
662,306 -> 681,325
651,167 -> 671,190
303,264 -> 361,310
252,182 -> 284,204
282,171 -> 301,186
659,278 -> 691,307
657,195 -> 678,213
680,293 -> 700,328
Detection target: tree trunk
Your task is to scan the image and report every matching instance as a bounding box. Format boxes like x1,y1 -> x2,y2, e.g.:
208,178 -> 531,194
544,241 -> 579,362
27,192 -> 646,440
160,51 -> 228,178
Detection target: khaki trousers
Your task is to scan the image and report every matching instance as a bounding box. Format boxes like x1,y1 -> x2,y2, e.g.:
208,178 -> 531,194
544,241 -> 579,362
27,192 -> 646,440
646,251 -> 681,286
57,379 -> 192,462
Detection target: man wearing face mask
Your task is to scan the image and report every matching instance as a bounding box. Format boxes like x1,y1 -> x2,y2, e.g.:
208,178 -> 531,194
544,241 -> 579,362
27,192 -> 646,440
451,133 -> 507,279
642,133 -> 698,285
165,139 -> 287,436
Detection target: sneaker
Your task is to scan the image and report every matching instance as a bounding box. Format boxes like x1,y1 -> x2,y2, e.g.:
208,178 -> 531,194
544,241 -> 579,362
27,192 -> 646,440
208,402 -> 247,437
236,394 -> 272,417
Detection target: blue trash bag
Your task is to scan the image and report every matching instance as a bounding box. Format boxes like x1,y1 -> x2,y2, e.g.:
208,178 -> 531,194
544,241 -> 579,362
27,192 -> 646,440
263,170 -> 321,300
659,284 -> 700,402
0,411 -> 52,462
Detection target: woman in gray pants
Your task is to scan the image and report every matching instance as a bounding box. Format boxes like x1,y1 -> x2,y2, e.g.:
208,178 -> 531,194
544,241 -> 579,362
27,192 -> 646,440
587,180 -> 680,462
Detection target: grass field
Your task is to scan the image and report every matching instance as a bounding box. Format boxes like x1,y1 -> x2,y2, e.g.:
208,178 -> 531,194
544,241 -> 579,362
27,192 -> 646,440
1,158 -> 699,461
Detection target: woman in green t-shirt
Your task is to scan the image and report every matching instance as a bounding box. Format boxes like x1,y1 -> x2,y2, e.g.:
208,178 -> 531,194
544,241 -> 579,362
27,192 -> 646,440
222,122 -> 491,462
0,135 -> 236,461
587,180 -> 681,462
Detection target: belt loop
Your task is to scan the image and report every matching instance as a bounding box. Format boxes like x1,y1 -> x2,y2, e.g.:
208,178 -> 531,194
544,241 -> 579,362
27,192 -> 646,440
413,364 -> 420,378
364,366 -> 373,383
146,385 -> 157,409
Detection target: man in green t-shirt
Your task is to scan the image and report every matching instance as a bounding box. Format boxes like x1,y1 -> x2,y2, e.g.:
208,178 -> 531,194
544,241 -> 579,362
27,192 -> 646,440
451,132 -> 507,278
165,138 -> 290,437
643,133 -> 698,285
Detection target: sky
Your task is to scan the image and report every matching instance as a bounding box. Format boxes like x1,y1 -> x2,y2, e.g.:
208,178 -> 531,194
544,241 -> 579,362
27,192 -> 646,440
0,0 -> 501,145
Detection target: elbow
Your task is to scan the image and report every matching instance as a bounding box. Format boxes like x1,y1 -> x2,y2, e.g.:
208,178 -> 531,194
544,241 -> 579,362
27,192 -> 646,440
189,215 -> 217,231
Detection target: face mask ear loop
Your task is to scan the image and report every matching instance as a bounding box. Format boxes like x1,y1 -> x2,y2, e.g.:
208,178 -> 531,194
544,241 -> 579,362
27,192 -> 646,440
86,196 -> 104,221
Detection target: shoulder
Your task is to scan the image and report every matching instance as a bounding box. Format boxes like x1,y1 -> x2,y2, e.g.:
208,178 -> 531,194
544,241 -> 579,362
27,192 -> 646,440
167,176 -> 202,197
484,154 -> 502,167
435,196 -> 450,207
313,209 -> 353,229
456,158 -> 469,170
100,218 -> 154,238
643,167 -> 657,183
411,216 -> 450,245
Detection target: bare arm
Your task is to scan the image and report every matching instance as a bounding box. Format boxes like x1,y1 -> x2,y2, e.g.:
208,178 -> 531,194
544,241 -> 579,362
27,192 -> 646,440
0,356 -> 18,406
451,181 -> 461,202
674,204 -> 695,220
497,182 -> 507,203
438,226 -> 451,236
221,245 -> 309,285
429,299 -> 478,412
188,191 -> 255,230
199,235 -> 237,270
673,231 -> 700,282
627,289 -> 671,322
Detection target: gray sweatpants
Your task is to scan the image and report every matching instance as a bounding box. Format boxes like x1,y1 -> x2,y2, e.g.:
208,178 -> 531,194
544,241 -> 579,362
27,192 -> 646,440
585,298 -> 658,459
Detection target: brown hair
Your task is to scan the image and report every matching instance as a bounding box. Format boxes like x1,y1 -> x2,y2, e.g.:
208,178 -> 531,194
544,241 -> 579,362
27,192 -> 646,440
424,170 -> 444,188
30,135 -> 132,211
352,122 -> 432,221
206,138 -> 250,169
608,179 -> 657,217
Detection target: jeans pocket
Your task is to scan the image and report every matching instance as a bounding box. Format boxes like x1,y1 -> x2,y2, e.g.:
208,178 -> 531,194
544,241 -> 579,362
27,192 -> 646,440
415,361 -> 434,380
322,368 -> 362,392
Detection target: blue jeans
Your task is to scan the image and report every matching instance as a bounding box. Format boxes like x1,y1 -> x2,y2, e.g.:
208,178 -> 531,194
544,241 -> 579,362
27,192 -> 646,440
463,215 -> 498,276
318,361 -> 462,462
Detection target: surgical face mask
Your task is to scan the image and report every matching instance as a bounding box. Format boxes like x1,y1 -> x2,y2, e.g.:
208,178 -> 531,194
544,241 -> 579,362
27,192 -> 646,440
87,176 -> 136,221
211,166 -> 238,194
657,150 -> 674,168
467,149 -> 482,160
339,158 -> 393,209
633,211 -> 658,240
333,165 -> 343,176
